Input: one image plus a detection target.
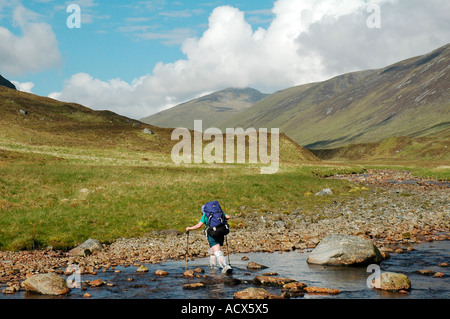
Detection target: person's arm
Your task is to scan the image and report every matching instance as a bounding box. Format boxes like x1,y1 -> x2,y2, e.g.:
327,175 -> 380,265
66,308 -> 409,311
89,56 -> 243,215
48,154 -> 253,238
186,221 -> 204,232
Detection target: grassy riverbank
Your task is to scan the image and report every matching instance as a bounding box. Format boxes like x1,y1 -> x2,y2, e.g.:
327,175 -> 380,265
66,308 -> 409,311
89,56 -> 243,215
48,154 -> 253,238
1,142 -> 448,252
0,144 -> 355,251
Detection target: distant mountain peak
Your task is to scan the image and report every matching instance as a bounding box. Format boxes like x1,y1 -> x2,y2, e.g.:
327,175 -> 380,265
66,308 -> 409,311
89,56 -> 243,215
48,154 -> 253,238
141,87 -> 269,129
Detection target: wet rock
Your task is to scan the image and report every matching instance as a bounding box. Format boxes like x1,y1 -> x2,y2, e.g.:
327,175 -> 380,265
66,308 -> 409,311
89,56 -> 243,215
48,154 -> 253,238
223,278 -> 242,286
307,234 -> 384,266
68,239 -> 103,257
136,265 -> 148,272
83,292 -> 91,298
282,282 -> 307,297
432,272 -> 444,278
89,279 -> 103,287
234,287 -> 271,299
304,286 -> 341,294
283,282 -> 307,291
254,275 -> 296,286
246,262 -> 268,270
21,273 -> 70,295
438,263 -> 448,267
193,267 -> 204,274
2,286 -> 17,294
183,283 -> 205,290
155,269 -> 168,276
183,269 -> 195,277
415,269 -> 436,276
371,272 -> 411,291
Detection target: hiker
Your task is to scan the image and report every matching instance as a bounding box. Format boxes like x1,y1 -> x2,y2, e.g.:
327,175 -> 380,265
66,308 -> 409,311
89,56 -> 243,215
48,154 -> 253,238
186,201 -> 232,274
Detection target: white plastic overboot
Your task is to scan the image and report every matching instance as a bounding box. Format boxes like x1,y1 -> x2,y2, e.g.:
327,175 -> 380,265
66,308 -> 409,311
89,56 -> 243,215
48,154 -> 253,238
209,254 -> 217,268
214,250 -> 232,274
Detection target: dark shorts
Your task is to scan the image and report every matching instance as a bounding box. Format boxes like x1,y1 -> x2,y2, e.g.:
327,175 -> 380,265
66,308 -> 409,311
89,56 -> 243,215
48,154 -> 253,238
207,234 -> 224,247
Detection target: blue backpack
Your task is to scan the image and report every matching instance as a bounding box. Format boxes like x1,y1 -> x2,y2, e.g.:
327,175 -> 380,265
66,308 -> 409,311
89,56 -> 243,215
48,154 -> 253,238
203,201 -> 230,237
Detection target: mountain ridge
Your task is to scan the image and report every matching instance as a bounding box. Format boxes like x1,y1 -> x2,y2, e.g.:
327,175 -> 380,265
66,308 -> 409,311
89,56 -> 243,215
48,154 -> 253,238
224,43 -> 450,150
140,87 -> 268,130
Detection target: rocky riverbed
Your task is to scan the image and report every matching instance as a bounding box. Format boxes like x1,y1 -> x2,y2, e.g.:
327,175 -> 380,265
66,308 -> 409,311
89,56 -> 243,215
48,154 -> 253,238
1,170 -> 448,296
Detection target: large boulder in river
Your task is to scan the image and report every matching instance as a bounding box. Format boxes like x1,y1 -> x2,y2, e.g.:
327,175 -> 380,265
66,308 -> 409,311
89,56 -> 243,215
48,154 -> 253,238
307,234 -> 384,266
21,273 -> 70,295
68,238 -> 103,256
371,272 -> 411,291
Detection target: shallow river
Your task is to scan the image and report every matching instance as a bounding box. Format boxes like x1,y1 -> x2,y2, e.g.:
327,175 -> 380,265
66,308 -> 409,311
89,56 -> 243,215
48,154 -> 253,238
2,239 -> 448,299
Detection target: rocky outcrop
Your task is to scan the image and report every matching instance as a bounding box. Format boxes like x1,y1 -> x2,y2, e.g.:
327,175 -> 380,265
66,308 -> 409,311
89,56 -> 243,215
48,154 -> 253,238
21,273 -> 70,295
307,234 -> 384,266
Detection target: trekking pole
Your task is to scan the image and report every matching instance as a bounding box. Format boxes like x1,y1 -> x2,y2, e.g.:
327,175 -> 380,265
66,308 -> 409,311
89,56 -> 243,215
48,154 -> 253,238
185,231 -> 189,271
225,235 -> 231,267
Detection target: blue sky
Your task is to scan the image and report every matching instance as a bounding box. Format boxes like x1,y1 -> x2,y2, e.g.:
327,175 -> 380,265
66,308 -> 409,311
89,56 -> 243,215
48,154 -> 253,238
1,0 -> 449,119
3,0 -> 275,95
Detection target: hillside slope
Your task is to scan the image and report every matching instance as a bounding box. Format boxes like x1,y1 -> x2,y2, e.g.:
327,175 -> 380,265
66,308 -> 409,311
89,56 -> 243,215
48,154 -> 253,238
312,128 -> 450,162
222,43 -> 450,150
141,87 -> 268,130
0,85 -> 173,153
0,86 -> 317,164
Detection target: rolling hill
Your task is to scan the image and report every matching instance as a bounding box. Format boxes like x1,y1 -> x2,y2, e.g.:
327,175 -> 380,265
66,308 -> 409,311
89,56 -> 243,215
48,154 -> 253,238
140,87 -> 268,130
221,43 -> 450,150
0,85 -> 317,164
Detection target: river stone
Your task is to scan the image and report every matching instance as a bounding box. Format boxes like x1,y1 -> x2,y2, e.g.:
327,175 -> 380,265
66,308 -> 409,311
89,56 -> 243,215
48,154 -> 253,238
246,262 -> 268,270
68,238 -> 103,257
136,265 -> 149,272
254,275 -> 297,286
21,273 -> 70,295
234,287 -> 271,299
307,234 -> 383,266
371,272 -> 411,291
304,286 -> 341,294
183,283 -> 205,290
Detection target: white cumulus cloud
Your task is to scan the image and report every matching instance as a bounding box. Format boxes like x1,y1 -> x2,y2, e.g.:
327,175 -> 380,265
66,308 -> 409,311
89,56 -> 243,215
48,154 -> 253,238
50,0 -> 450,120
0,5 -> 62,76
11,80 -> 34,93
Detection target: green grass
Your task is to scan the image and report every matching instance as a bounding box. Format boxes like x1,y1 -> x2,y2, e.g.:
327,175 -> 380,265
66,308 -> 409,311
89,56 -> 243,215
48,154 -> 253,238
1,143 -> 447,251
0,150 -> 360,251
